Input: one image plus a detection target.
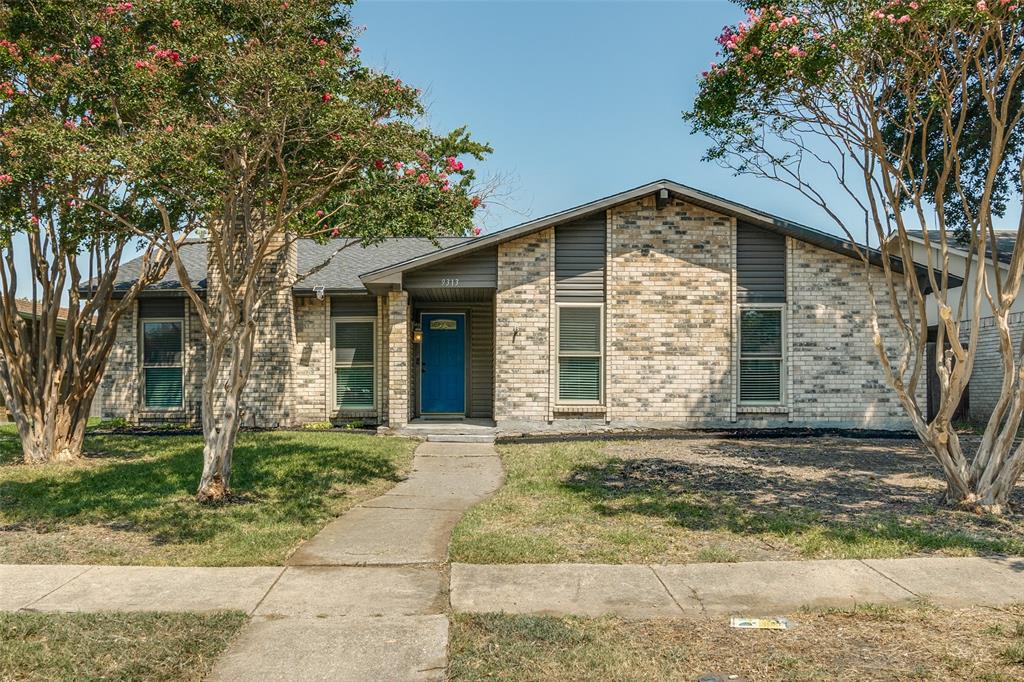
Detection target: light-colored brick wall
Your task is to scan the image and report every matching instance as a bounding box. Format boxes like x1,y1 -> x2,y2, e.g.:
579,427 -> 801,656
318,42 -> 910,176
100,301 -> 139,422
606,197 -> 734,422
494,228 -> 553,422
101,298 -> 206,425
386,289 -> 410,427
788,238 -> 912,427
293,296 -> 328,424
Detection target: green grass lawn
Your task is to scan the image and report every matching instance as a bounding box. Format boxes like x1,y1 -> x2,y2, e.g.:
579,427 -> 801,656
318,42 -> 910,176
450,604 -> 1024,681
0,611 -> 246,681
450,437 -> 1024,564
0,426 -> 416,566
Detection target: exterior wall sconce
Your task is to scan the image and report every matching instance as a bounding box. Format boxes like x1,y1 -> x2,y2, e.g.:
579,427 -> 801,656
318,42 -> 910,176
412,324 -> 423,344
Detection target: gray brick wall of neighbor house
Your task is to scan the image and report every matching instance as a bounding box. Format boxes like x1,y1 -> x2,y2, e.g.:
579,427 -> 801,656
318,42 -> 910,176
961,312 -> 1024,422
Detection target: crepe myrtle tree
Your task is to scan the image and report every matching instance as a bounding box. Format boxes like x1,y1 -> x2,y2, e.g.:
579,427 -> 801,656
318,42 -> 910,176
138,1 -> 491,502
0,2 -> 209,464
688,0 -> 1024,512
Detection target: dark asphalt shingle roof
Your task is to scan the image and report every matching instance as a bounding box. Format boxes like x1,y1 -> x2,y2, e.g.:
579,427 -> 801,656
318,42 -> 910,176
295,238 -> 471,292
907,229 -> 1018,265
109,237 -> 471,294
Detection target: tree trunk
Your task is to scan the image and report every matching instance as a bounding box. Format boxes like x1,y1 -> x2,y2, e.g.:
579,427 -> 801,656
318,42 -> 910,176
13,405 -> 89,465
195,319 -> 254,503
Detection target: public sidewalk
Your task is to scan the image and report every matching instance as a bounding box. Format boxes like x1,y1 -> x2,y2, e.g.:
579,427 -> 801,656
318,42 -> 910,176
451,555 -> 1024,619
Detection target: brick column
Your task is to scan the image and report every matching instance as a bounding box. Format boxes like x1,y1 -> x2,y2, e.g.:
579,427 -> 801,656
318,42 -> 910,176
387,289 -> 410,428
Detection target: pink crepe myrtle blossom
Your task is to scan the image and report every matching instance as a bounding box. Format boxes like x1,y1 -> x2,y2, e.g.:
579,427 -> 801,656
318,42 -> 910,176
417,173 -> 429,185
472,227 -> 482,236
331,227 -> 340,237
0,174 -> 12,185
405,167 -> 415,176
977,0 -> 988,9
316,210 -> 325,217
172,19 -> 182,29
374,160 -> 385,169
89,35 -> 102,51
29,216 -> 39,225
896,14 -> 911,23
393,161 -> 403,170
117,2 -> 132,9
321,92 -> 332,102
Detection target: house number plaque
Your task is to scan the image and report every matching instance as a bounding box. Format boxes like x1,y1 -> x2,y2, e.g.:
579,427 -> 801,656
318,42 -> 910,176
440,277 -> 460,288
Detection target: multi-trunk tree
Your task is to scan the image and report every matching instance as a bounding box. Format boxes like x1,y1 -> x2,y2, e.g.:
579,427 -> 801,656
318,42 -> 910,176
688,0 -> 1024,511
0,2 -> 208,464
143,1 -> 490,501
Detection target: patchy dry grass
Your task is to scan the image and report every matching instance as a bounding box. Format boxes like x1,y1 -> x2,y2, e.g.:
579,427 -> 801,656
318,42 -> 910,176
0,427 -> 416,566
450,603 -> 1024,681
0,611 -> 245,681
450,437 -> 1024,564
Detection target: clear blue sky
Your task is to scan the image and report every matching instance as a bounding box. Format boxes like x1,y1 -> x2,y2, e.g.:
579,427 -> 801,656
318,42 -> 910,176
351,0 -> 867,237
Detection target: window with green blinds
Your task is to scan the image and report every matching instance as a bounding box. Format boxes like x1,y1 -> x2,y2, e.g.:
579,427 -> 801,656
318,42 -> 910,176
335,320 -> 374,410
558,306 -> 602,402
739,308 -> 783,403
141,320 -> 183,409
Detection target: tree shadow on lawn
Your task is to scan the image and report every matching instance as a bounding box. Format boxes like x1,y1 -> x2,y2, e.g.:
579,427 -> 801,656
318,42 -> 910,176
0,432 -> 405,548
562,438 -> 1024,557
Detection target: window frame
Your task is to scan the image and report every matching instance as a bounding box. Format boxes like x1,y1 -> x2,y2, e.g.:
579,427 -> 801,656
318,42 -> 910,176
737,303 -> 786,406
332,315 -> 377,412
138,316 -> 185,411
555,302 -> 605,406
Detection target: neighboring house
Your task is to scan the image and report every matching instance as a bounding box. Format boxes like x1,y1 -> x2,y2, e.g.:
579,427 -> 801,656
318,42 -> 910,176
98,179 -> 934,432
901,229 -> 1020,423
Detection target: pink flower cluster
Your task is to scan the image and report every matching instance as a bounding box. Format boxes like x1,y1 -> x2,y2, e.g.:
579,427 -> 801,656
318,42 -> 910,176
445,156 -> 463,172
0,82 -> 15,97
0,40 -> 20,59
89,36 -> 103,51
0,174 -> 12,185
311,37 -> 328,47
101,3 -> 132,15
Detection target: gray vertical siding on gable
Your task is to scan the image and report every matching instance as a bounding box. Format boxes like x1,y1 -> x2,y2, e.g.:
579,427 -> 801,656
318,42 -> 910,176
404,246 -> 498,289
330,295 -> 378,317
469,298 -> 495,419
737,221 -> 786,303
555,213 -> 606,302
138,297 -> 185,318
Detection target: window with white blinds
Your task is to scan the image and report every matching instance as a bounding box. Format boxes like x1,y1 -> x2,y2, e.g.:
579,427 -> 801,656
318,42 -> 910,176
141,320 -> 183,409
557,305 -> 603,403
739,307 -> 784,404
334,319 -> 375,410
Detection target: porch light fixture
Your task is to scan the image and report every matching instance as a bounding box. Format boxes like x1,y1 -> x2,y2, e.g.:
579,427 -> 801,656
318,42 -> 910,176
412,324 -> 423,344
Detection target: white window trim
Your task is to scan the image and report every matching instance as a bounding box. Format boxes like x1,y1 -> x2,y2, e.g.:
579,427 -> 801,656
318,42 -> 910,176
555,301 -> 605,406
139,316 -> 185,411
332,315 -> 377,412
738,303 -> 786,406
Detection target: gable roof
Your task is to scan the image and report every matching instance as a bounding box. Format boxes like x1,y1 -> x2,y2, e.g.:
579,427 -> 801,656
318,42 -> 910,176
360,179 -> 950,289
906,229 -> 1017,267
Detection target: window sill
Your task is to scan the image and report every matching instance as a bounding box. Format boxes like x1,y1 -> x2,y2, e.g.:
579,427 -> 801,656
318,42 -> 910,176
554,404 -> 606,415
737,405 -> 788,415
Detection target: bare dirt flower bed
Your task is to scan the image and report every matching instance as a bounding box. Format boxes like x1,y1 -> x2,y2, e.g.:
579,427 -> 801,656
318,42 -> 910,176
451,436 -> 1024,564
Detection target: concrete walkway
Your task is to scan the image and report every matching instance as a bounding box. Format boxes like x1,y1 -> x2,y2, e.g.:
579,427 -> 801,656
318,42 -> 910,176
210,440 -> 504,682
451,556 -> 1024,619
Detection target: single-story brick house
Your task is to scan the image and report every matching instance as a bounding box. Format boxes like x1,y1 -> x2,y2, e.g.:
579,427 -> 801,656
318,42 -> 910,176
99,179 -> 935,432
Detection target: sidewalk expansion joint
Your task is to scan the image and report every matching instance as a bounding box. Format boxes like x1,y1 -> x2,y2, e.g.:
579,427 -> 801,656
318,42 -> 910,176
249,566 -> 288,616
21,565 -> 96,612
648,566 -> 689,617
857,559 -> 921,599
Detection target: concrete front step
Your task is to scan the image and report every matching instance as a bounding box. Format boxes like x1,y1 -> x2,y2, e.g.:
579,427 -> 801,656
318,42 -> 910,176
426,434 -> 495,443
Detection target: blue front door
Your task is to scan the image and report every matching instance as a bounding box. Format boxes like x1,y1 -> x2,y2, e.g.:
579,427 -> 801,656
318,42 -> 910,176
420,313 -> 466,414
